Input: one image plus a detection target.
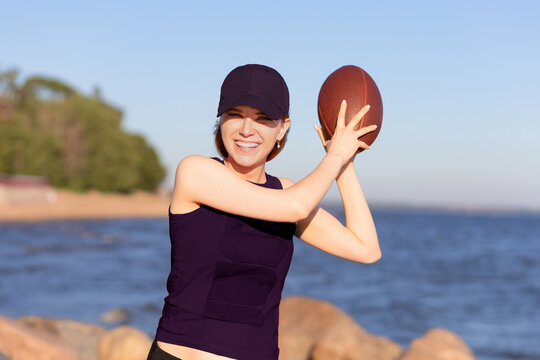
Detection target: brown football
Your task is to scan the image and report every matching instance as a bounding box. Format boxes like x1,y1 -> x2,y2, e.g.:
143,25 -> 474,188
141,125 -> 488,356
317,65 -> 383,153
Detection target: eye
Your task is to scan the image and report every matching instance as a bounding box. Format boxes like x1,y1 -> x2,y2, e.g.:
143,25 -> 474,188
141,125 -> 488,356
226,112 -> 242,118
258,116 -> 272,121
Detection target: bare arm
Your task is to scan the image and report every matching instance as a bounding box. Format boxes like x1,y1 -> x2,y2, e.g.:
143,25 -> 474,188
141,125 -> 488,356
335,161 -> 380,261
281,170 -> 380,264
174,154 -> 343,223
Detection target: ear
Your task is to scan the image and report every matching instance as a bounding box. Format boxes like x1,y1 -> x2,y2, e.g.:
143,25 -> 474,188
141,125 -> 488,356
278,117 -> 291,140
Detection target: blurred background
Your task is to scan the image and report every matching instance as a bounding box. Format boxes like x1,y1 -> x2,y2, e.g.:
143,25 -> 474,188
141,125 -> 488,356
2,0 -> 539,210
1,1 -> 539,360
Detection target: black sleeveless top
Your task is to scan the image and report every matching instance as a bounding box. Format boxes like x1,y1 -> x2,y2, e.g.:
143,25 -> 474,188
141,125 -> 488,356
154,157 -> 296,360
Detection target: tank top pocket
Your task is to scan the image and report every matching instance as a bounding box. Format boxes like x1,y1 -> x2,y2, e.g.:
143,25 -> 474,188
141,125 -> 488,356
202,261 -> 276,326
220,218 -> 288,267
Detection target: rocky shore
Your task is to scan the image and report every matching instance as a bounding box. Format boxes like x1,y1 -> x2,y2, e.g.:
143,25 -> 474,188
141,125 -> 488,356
0,296 -> 476,360
0,189 -> 171,223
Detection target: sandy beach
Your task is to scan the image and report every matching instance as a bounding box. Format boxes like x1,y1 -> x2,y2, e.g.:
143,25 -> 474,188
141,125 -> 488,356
0,189 -> 172,223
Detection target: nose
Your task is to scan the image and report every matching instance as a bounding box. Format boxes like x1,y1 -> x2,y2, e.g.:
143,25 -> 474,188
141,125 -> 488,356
239,116 -> 255,136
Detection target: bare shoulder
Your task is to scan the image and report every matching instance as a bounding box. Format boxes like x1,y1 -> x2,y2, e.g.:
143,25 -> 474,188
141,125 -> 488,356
170,155 -> 216,214
177,154 -> 214,170
278,177 -> 296,189
174,155 -> 218,190
175,154 -> 226,180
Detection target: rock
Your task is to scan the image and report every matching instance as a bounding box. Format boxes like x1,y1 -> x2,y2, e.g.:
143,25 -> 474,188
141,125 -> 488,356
278,296 -> 403,360
0,314 -> 80,360
97,325 -> 152,360
140,303 -> 160,312
99,307 -> 132,324
17,316 -> 106,360
400,328 -> 476,360
312,321 -> 404,360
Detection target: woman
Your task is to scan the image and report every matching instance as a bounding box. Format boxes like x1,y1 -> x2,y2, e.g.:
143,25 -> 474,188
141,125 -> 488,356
147,64 -> 380,360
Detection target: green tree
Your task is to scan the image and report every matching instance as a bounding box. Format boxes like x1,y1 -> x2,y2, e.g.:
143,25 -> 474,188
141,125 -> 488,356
0,68 -> 167,193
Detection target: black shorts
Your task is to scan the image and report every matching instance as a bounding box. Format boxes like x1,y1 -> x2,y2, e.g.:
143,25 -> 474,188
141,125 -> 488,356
146,340 -> 183,360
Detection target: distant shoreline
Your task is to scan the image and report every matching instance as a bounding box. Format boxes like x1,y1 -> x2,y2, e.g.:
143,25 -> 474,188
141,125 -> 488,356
371,203 -> 540,215
0,189 -> 171,223
1,188 -> 538,224
325,200 -> 540,216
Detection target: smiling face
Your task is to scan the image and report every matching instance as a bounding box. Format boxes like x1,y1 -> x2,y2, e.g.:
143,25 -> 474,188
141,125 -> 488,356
219,105 -> 290,168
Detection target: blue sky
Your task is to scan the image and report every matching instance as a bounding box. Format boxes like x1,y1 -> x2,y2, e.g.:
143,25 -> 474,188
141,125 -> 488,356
2,1 -> 539,210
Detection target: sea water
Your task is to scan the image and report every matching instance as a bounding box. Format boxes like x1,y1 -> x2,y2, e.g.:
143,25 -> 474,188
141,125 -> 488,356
1,206 -> 539,360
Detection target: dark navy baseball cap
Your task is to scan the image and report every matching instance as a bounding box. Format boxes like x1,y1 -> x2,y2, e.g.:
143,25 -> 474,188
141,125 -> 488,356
217,64 -> 289,120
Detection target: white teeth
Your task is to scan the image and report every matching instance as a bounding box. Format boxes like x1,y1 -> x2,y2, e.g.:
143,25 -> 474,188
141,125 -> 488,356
235,141 -> 259,148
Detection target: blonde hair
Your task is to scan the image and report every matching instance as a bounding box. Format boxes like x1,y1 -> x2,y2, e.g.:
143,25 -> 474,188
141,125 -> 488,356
213,115 -> 290,162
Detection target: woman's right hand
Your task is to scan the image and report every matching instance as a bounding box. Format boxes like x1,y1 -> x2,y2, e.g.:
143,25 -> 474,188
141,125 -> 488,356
314,100 -> 376,166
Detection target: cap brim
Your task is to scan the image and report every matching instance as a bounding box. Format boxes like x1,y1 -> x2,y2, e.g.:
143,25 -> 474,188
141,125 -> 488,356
217,94 -> 283,120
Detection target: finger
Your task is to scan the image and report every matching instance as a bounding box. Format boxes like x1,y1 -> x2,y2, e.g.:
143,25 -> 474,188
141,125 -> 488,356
313,124 -> 327,147
317,126 -> 328,149
347,104 -> 370,130
336,99 -> 347,131
355,124 -> 378,138
357,140 -> 370,150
